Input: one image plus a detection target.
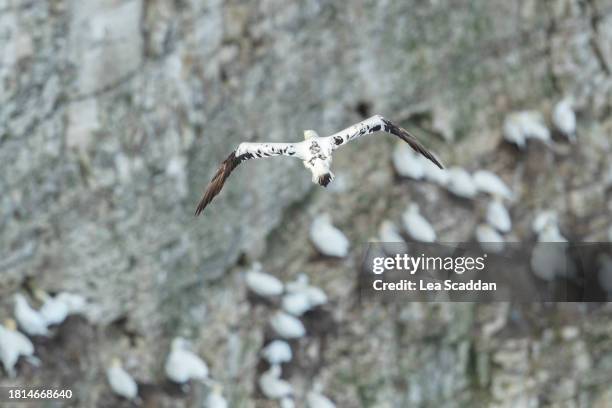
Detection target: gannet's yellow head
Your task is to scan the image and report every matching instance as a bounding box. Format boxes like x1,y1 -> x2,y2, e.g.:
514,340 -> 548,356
110,357 -> 122,368
4,318 -> 17,331
304,130 -> 319,140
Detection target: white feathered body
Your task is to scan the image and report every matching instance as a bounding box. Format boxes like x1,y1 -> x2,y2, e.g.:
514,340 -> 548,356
165,338 -> 209,383
309,214 -> 350,257
0,325 -> 36,377
475,224 -> 505,254
261,340 -> 293,365
259,365 -> 293,400
40,296 -> 70,326
106,364 -> 138,400
486,200 -> 512,233
552,99 -> 576,140
14,294 -> 49,337
402,205 -> 436,243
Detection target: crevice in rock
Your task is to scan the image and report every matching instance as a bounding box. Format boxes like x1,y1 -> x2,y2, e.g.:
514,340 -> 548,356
587,0 -> 612,76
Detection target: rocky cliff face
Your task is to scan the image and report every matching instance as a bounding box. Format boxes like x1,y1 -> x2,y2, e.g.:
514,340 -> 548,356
1,0 -> 611,407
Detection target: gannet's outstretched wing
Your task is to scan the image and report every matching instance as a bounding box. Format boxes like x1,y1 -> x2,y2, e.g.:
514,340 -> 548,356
195,142 -> 302,215
325,115 -> 443,169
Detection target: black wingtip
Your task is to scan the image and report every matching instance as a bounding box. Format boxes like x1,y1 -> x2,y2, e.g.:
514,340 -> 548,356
318,173 -> 333,187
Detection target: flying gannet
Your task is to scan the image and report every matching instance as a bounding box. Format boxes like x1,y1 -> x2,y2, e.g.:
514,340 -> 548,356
195,115 -> 443,215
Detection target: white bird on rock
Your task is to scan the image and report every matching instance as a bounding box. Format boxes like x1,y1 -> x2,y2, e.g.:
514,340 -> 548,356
282,292 -> 312,316
445,167 -> 477,199
285,274 -> 328,309
378,220 -> 408,254
503,111 -> 551,148
194,115 -> 443,214
402,204 -> 436,242
475,224 -> 505,254
518,111 -> 551,143
552,98 -> 576,141
486,200 -> 512,234
106,357 -> 139,401
0,319 -> 39,378
14,294 -> 49,337
35,290 -> 69,326
392,142 -> 424,180
307,389 -> 336,408
261,340 -> 293,365
473,170 -> 514,200
503,113 -> 526,148
55,292 -> 87,315
309,214 -> 350,258
270,311 -> 306,339
165,337 -> 209,384
420,154 -> 448,186
206,383 -> 228,408
245,263 -> 284,298
532,210 -> 558,234
258,365 -> 293,400
281,397 -> 296,408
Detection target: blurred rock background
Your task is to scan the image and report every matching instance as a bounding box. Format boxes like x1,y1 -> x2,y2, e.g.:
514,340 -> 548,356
1,0 -> 612,406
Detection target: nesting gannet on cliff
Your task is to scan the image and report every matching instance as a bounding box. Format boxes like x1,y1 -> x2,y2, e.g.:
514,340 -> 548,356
269,311 -> 306,339
258,365 -> 293,400
473,170 -> 514,201
532,210 -> 558,235
55,292 -> 87,314
309,214 -> 350,258
503,111 -> 552,148
35,290 -> 70,326
106,357 -> 139,401
14,294 -> 49,337
261,340 -> 293,365
402,204 -> 437,242
475,224 -> 505,253
378,220 -> 408,254
245,263 -> 284,298
392,142 -> 425,180
0,319 -> 39,377
445,167 -> 478,199
282,292 -> 312,316
281,397 -> 296,408
307,386 -> 336,408
420,154 -> 449,186
194,115 -> 443,214
531,220 -> 570,281
165,337 -> 209,384
486,200 -> 512,234
552,98 -> 576,141
206,383 -> 228,408
284,274 -> 328,310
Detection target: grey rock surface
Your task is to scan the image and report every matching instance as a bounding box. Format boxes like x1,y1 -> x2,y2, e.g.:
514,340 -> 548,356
1,0 -> 611,406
